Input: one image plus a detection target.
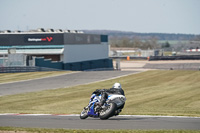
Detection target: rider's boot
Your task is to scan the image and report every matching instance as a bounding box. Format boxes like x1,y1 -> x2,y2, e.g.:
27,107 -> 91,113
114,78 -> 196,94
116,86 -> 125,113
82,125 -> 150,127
94,103 -> 102,112
84,106 -> 89,110
114,109 -> 122,116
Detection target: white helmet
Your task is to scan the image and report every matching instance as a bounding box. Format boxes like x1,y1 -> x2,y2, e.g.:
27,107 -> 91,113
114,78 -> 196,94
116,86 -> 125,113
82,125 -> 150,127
112,83 -> 122,89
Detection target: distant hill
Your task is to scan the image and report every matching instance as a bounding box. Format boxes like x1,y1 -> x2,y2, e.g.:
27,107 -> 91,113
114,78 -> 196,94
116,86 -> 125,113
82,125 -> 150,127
82,30 -> 198,41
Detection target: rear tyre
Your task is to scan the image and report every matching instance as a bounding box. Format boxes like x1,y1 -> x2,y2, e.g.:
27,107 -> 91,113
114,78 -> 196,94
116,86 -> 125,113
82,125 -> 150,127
99,102 -> 117,120
80,108 -> 88,119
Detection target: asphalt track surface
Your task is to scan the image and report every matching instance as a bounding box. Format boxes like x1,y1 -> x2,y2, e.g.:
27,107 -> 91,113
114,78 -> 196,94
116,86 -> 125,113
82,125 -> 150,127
0,115 -> 200,130
0,71 -> 138,96
1,70 -> 200,130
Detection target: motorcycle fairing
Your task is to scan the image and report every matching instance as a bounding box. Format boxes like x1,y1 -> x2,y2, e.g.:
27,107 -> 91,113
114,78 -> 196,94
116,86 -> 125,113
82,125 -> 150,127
87,102 -> 98,117
87,95 -> 101,117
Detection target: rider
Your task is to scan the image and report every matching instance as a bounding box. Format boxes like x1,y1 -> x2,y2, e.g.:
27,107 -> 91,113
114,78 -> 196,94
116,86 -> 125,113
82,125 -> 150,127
92,82 -> 125,115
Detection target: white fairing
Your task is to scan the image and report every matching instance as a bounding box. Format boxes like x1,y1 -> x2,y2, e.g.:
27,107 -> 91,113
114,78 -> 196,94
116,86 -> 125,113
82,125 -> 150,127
108,94 -> 126,107
94,95 -> 101,101
88,94 -> 101,106
88,94 -> 126,108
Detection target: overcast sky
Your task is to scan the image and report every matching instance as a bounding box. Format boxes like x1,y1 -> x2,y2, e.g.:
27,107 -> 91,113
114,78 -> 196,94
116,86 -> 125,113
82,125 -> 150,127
0,0 -> 199,34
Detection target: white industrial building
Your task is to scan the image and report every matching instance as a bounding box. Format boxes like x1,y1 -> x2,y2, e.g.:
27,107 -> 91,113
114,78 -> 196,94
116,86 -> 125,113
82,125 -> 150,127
0,29 -> 113,71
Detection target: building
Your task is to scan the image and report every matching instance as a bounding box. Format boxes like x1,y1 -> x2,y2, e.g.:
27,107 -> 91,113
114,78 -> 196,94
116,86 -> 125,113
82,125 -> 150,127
0,29 -> 113,71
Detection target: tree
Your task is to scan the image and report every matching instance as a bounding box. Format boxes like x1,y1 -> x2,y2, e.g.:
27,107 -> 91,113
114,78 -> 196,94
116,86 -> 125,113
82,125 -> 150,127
121,37 -> 131,47
162,41 -> 170,48
132,36 -> 142,48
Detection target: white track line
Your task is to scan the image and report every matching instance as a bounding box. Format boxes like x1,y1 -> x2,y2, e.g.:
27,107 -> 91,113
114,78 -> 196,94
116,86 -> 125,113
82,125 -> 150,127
0,71 -> 140,86
0,72 -> 78,85
62,71 -> 144,88
0,113 -> 199,118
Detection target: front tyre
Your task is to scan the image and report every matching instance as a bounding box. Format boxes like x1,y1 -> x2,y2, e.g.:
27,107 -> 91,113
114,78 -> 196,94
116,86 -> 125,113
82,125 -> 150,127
99,102 -> 117,120
80,108 -> 88,119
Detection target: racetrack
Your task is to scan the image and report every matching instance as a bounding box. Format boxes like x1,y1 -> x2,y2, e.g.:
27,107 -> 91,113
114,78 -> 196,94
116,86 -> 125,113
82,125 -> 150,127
0,71 -> 139,96
1,70 -> 200,130
0,114 -> 200,130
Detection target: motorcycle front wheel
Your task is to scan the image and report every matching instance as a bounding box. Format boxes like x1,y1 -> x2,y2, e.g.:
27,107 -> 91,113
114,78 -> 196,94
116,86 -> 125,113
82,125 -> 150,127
80,108 -> 88,119
99,102 -> 117,120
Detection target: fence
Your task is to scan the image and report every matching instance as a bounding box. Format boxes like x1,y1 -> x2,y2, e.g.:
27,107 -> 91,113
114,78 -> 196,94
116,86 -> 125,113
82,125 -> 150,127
0,66 -> 63,73
0,54 -> 29,67
110,49 -> 160,58
148,55 -> 200,61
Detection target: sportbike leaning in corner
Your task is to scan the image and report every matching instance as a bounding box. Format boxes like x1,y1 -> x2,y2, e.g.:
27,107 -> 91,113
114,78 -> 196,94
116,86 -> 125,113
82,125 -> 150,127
80,83 -> 126,120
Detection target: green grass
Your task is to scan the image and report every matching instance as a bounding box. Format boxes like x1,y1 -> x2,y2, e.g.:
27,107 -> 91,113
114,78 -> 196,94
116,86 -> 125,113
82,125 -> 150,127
0,70 -> 200,117
0,127 -> 199,133
0,71 -> 72,84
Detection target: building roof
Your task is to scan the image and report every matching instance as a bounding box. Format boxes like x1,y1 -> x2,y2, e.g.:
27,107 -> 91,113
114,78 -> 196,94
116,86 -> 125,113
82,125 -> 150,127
0,45 -> 64,55
0,45 -> 64,50
0,48 -> 64,55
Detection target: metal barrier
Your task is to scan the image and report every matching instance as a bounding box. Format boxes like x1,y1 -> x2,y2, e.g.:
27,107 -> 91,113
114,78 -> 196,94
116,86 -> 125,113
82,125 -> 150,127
110,56 -> 147,60
148,55 -> 200,61
0,66 -> 63,73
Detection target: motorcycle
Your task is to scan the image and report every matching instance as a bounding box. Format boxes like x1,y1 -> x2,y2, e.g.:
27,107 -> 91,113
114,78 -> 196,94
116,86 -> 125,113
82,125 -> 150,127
80,93 -> 126,120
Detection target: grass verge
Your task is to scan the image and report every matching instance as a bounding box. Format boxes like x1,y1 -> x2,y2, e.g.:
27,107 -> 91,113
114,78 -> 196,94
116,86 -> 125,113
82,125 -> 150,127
0,71 -> 72,84
0,70 -> 200,116
0,127 -> 200,133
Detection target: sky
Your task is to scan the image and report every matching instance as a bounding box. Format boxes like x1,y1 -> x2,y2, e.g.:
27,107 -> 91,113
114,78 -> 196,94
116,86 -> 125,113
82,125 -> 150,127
0,0 -> 199,34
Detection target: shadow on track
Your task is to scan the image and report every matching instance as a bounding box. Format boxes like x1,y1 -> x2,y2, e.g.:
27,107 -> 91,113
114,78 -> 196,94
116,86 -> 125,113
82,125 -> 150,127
82,116 -> 149,121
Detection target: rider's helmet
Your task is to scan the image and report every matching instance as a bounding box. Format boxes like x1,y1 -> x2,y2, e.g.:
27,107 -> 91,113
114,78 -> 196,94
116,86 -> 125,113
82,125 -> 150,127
112,82 -> 122,89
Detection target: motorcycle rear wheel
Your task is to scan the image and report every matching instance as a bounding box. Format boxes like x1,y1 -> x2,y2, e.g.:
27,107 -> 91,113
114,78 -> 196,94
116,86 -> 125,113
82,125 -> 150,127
99,102 -> 117,120
80,108 -> 88,119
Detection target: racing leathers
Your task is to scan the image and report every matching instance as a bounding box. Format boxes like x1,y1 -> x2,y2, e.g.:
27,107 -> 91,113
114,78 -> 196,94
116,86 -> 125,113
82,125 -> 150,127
92,88 -> 125,114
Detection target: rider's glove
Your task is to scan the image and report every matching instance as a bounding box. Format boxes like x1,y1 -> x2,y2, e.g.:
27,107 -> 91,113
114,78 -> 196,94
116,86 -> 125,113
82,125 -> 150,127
93,89 -> 101,95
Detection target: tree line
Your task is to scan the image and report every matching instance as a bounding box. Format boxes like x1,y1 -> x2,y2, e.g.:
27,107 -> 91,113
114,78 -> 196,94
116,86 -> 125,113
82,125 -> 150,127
110,36 -> 160,50
83,30 -> 198,40
83,30 -> 200,51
